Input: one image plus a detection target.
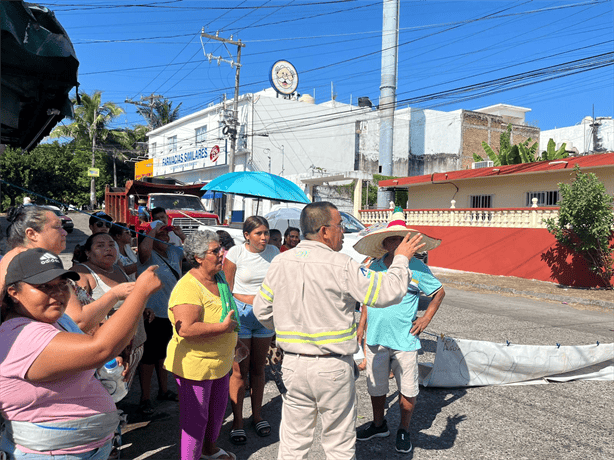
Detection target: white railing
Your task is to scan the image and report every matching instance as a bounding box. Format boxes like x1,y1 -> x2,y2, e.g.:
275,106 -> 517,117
359,207 -> 560,229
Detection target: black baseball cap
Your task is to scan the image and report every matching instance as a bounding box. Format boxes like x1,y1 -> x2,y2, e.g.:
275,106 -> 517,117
5,248 -> 80,285
89,211 -> 113,226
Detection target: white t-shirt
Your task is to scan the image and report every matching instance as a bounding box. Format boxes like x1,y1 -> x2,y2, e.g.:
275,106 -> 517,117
226,243 -> 279,295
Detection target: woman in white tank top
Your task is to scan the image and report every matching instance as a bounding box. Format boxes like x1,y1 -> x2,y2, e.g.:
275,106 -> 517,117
224,216 -> 279,444
72,233 -> 146,391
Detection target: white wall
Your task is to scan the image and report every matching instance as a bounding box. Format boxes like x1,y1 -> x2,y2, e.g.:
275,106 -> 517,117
407,108 -> 463,157
356,107 -> 463,176
540,117 -> 614,155
249,96 -> 369,177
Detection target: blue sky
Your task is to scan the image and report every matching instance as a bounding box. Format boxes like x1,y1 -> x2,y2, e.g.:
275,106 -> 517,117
46,0 -> 613,132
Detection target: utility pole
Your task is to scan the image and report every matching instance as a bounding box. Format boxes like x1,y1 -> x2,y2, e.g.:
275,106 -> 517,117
377,0 -> 400,209
125,94 -> 164,132
201,29 -> 245,224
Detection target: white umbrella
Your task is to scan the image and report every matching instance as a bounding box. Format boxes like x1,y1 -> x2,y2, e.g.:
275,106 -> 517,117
264,206 -> 302,232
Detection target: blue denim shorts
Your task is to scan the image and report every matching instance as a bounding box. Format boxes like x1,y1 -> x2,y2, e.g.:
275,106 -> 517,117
0,434 -> 112,460
235,298 -> 274,339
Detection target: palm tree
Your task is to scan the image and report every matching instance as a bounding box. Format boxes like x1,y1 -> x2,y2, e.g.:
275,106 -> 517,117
136,95 -> 182,129
51,90 -> 123,207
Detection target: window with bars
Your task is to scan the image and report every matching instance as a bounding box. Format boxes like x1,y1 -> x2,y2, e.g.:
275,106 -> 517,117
470,195 -> 493,208
526,191 -> 560,207
168,136 -> 177,153
150,142 -> 156,156
195,126 -> 207,146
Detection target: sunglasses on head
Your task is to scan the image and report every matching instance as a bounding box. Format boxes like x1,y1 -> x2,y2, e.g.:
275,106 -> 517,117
94,221 -> 112,228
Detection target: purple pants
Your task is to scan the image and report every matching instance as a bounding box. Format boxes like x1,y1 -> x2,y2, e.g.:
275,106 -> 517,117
175,373 -> 230,460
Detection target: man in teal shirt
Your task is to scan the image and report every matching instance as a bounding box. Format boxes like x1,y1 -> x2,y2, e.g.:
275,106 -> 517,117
354,210 -> 445,454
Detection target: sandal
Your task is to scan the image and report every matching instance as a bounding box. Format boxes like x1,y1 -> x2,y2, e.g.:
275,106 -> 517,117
139,399 -> 154,416
252,419 -> 271,437
229,429 -> 247,445
157,390 -> 178,401
201,448 -> 236,460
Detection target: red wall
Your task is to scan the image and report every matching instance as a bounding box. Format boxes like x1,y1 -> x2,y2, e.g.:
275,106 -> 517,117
411,226 -> 613,288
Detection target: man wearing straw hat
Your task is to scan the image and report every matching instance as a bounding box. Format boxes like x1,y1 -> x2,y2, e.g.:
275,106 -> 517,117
254,202 -> 425,460
353,207 -> 445,454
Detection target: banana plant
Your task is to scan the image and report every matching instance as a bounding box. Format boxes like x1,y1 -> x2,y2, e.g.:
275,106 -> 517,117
518,139 -> 538,163
506,144 -> 521,165
541,139 -> 568,161
480,141 -> 502,166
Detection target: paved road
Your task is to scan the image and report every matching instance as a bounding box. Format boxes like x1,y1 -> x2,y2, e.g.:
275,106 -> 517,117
116,287 -> 613,460
2,211 -> 611,459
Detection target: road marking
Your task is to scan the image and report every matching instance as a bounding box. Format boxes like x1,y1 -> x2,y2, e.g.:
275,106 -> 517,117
133,445 -> 175,459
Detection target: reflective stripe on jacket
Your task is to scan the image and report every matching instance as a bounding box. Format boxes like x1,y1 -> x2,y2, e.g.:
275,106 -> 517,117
253,240 -> 411,356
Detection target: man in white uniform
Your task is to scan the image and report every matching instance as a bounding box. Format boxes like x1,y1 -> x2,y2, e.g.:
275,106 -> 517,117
254,202 -> 425,460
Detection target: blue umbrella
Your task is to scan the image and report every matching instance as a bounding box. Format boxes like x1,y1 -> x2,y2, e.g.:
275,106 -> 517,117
202,190 -> 224,199
202,171 -> 310,204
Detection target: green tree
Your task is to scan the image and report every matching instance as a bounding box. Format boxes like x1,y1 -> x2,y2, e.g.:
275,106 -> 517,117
0,147 -> 31,210
545,165 -> 614,288
473,124 -> 539,166
0,142 -> 104,210
362,174 -> 408,209
51,90 -> 124,207
98,124 -> 149,187
541,139 -> 568,161
136,96 -> 182,129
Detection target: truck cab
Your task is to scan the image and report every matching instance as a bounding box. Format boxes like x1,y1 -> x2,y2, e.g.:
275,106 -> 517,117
105,179 -> 220,236
147,193 -> 218,234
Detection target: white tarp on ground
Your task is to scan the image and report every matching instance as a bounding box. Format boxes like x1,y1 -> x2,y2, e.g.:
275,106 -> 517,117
419,336 -> 614,387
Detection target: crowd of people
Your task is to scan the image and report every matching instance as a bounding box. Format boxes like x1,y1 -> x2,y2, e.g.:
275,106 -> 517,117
0,201 -> 444,460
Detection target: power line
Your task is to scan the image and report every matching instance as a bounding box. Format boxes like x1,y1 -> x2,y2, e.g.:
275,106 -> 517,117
68,0 -> 608,44
134,53 -> 612,154
47,0 -> 357,12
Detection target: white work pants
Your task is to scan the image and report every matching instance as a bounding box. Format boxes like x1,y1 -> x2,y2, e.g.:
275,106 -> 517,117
278,353 -> 357,460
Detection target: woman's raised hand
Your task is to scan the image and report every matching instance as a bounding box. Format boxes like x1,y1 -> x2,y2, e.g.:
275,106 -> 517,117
110,282 -> 135,300
221,309 -> 239,333
135,265 -> 163,296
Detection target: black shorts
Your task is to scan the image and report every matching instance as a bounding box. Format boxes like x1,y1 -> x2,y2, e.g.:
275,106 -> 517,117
141,317 -> 173,365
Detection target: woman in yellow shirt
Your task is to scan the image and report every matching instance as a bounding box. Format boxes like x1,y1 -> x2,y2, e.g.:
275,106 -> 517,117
164,230 -> 243,460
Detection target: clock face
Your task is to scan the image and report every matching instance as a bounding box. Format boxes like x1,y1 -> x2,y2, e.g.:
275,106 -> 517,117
270,60 -> 298,95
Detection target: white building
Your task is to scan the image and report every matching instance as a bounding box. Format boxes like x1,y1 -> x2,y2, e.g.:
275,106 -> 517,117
147,90 -> 537,218
540,116 -> 614,156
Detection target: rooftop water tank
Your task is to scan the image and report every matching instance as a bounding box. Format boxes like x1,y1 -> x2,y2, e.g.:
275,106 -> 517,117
358,97 -> 372,108
299,94 -> 315,104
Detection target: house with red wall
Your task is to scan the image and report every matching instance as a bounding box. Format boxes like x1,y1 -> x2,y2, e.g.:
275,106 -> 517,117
359,153 -> 614,288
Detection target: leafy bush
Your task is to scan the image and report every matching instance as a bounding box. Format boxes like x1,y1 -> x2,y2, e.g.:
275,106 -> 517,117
545,165 -> 614,288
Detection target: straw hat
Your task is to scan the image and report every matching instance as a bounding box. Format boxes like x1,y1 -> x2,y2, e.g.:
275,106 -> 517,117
353,207 -> 441,259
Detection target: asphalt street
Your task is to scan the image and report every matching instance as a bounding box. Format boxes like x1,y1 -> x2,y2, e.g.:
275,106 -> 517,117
2,211 -> 612,459
114,285 -> 613,460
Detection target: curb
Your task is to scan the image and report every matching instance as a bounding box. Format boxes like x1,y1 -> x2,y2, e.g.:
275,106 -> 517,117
438,277 -> 614,310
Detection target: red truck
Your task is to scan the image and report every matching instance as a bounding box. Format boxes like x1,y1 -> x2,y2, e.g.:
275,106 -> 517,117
105,179 -> 219,234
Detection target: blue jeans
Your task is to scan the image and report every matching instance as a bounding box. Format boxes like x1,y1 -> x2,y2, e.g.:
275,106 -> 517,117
0,435 -> 112,460
235,298 -> 275,339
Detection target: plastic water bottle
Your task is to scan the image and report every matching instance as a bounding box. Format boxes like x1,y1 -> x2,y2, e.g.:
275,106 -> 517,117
98,359 -> 128,403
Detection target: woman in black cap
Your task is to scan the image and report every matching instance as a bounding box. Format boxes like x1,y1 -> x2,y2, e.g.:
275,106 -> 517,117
0,205 -> 134,333
0,248 -> 161,459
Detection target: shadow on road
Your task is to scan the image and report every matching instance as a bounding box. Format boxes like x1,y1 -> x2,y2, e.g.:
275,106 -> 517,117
218,394 -> 284,458
356,372 -> 467,459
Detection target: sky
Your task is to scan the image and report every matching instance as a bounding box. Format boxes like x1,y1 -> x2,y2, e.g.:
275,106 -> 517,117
44,0 -> 614,133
